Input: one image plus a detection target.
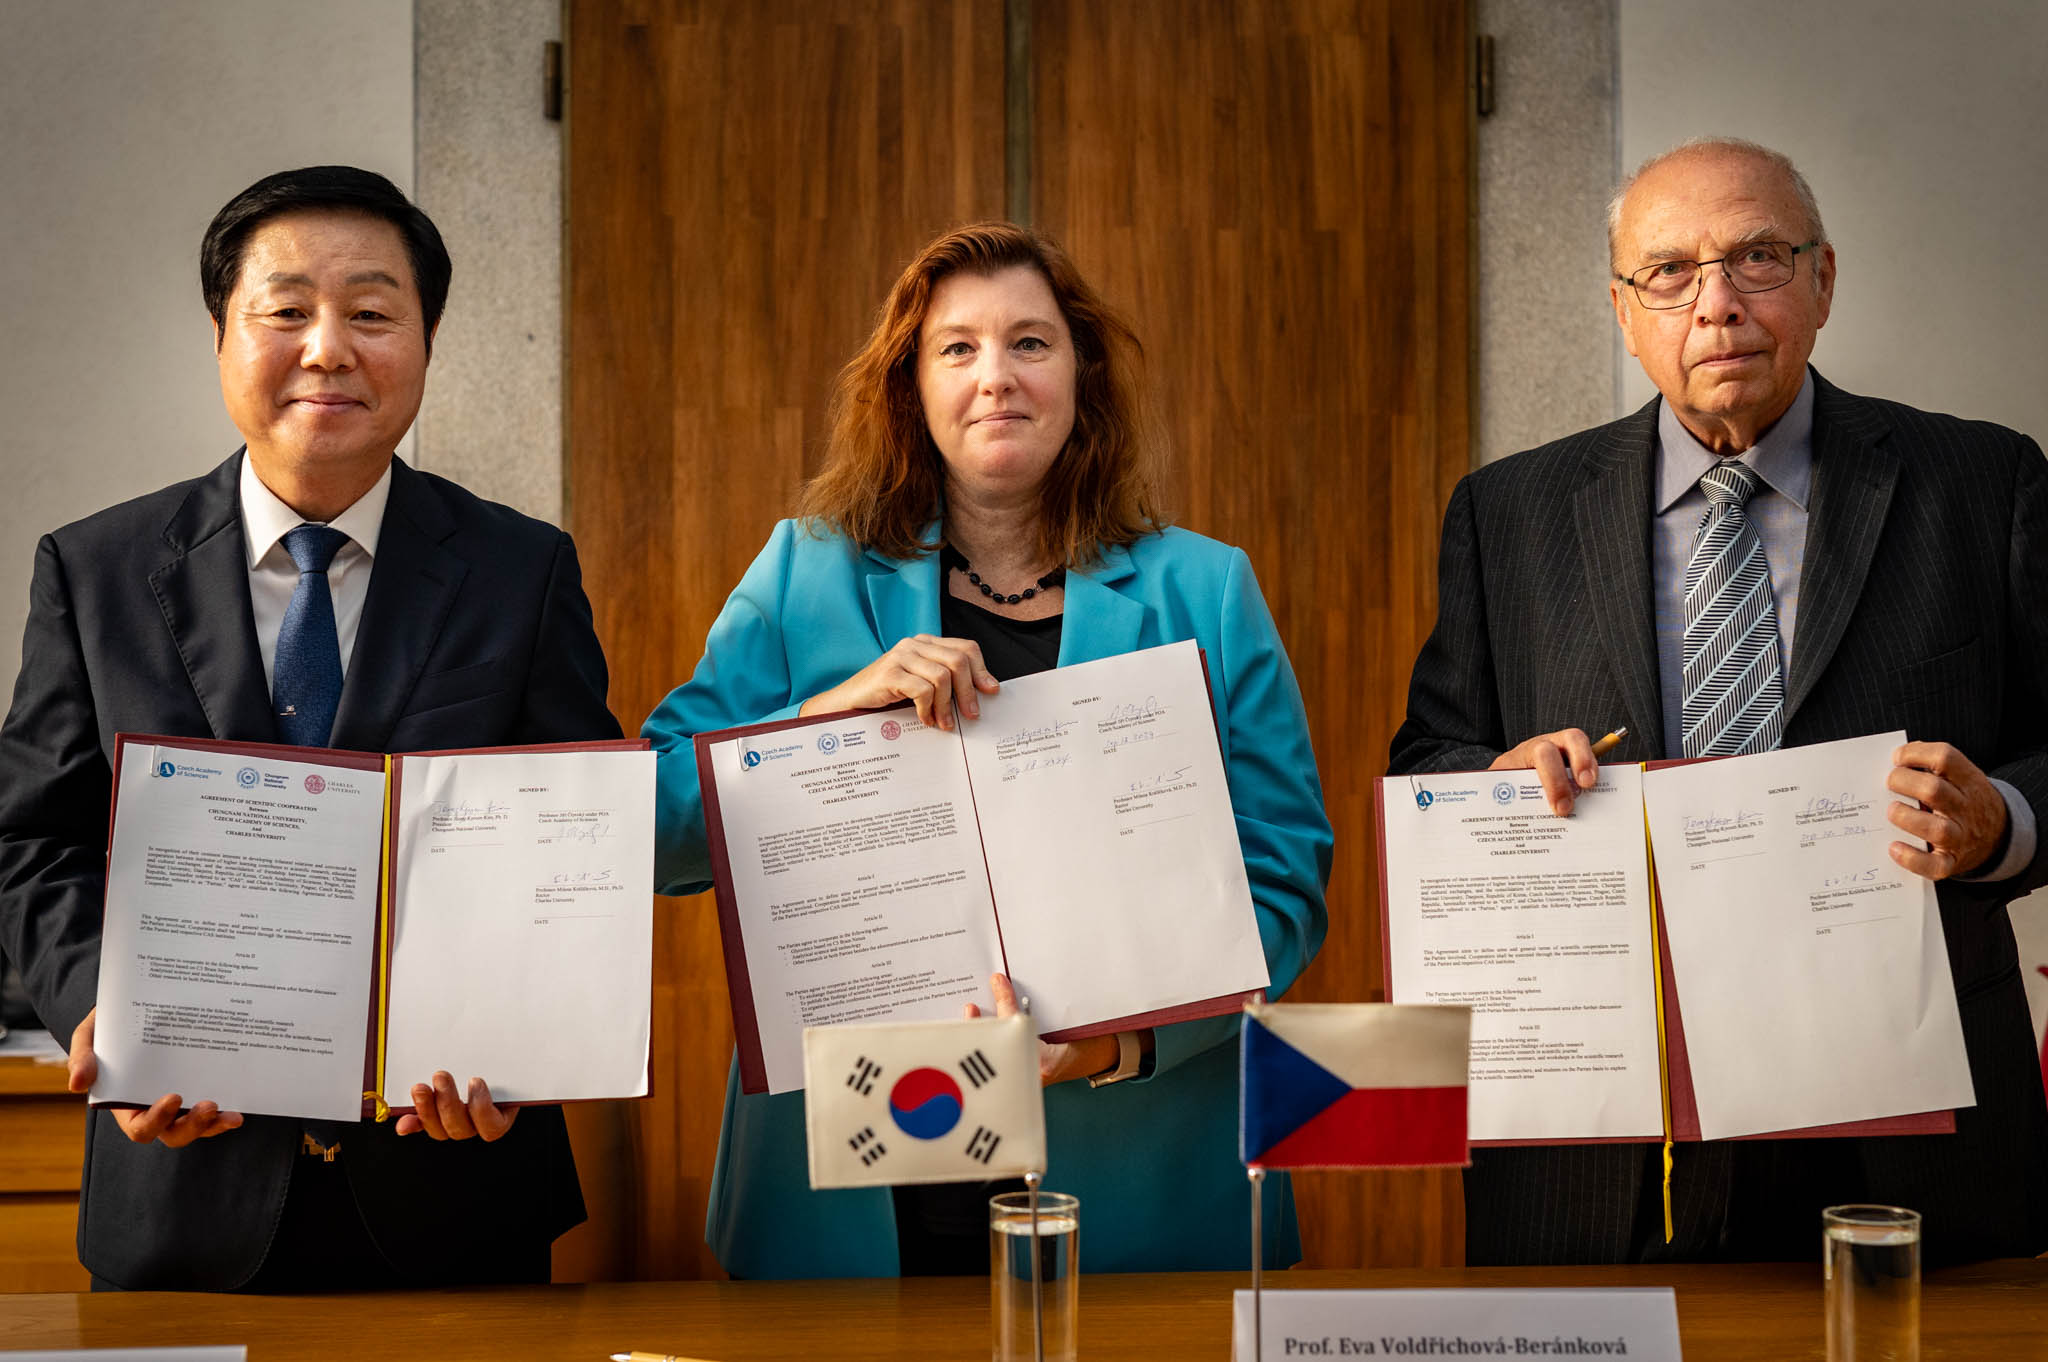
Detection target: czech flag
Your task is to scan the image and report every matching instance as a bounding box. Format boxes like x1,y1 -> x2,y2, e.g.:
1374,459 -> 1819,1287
1240,1003 -> 1471,1169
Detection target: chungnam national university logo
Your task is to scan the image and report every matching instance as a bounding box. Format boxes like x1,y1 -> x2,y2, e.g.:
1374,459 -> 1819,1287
887,1068 -> 964,1140
156,761 -> 176,778
303,774 -> 326,795
1414,789 -> 1435,811
741,749 -> 762,769
1492,780 -> 1516,805
817,732 -> 840,755
237,767 -> 259,788
880,720 -> 902,741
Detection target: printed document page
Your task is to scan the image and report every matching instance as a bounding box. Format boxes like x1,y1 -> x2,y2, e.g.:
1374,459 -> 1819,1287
702,711 -> 1007,1094
94,742 -> 385,1121
1641,732 -> 1973,1139
381,748 -> 654,1106
960,640 -> 1268,1035
1382,765 -> 1663,1141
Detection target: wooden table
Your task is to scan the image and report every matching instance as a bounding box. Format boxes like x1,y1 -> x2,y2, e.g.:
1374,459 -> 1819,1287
0,1053 -> 89,1293
1,1262 -> 2043,1359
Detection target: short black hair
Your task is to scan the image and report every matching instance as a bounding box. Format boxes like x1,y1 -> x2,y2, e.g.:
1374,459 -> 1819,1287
200,166 -> 451,354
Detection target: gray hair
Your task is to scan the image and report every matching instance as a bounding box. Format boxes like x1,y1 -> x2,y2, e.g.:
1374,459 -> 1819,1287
1606,137 -> 1828,273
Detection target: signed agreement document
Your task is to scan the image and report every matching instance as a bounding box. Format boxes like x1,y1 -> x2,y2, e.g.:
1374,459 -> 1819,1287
1378,766 -> 1664,1142
92,735 -> 651,1121
1641,732 -> 1972,1139
697,639 -> 1270,1094
96,739 -> 386,1121
380,747 -> 654,1108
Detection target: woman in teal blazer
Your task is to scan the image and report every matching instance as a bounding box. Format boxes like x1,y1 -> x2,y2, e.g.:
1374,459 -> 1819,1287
644,223 -> 1332,1279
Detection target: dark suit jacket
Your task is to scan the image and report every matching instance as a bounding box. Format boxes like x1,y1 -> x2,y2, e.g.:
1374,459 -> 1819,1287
0,451 -> 621,1290
1390,373 -> 2048,1266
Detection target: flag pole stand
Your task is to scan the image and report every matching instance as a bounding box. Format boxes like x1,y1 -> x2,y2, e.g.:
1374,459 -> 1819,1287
1024,1167 -> 1046,1362
1247,1163 -> 1266,1362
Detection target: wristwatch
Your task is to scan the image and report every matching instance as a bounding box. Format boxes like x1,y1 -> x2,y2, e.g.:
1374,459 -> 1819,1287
1087,1030 -> 1143,1088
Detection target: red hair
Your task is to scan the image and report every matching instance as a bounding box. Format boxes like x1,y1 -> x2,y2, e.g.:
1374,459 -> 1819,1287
798,222 -> 1164,564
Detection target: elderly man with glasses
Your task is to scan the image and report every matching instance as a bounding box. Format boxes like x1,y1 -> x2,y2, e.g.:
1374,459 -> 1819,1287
1390,137 -> 2048,1267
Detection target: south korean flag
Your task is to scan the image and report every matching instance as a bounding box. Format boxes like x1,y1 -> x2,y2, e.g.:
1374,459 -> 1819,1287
803,1015 -> 1047,1189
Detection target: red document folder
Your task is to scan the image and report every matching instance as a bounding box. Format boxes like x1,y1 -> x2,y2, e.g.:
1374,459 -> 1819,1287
103,732 -> 652,1120
1373,768 -> 1953,1146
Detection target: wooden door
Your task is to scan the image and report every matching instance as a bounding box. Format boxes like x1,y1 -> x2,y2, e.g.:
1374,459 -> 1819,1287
563,0 -> 1008,1281
565,0 -> 1469,1279
1028,0 -> 1473,1272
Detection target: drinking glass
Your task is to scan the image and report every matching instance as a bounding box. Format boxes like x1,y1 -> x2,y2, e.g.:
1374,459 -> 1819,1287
989,1189 -> 1078,1362
1824,1204 -> 1920,1362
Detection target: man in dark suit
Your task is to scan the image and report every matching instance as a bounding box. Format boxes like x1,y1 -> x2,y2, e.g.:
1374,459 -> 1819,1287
1391,138 -> 2048,1266
0,167 -> 619,1290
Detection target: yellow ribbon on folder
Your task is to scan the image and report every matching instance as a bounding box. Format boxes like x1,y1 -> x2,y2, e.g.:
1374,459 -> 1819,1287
1643,776 -> 1674,1243
363,754 -> 395,1123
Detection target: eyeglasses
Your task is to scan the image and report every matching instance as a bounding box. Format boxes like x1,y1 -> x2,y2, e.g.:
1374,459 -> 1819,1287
1616,240 -> 1821,309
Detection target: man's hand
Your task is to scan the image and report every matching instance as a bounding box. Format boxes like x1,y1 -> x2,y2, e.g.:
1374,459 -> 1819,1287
396,1070 -> 519,1140
963,973 -> 1124,1087
67,1007 -> 244,1146
1887,741 -> 2010,880
1490,728 -> 1600,816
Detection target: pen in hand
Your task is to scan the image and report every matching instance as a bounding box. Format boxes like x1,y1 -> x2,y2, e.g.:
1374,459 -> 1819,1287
1589,726 -> 1628,759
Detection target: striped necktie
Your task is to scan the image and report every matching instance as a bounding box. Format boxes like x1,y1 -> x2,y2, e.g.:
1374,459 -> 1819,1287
273,524 -> 350,748
1681,461 -> 1786,759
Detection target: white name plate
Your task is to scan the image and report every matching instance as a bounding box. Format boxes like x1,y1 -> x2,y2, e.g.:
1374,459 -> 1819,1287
1232,1288 -> 1682,1360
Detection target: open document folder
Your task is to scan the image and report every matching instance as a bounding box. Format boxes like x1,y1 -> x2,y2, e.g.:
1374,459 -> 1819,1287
1377,732 -> 1971,1144
696,639 -> 1272,1095
91,734 -> 654,1122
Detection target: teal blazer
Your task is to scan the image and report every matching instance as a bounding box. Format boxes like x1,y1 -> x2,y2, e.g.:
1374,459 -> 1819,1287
644,520 -> 1332,1278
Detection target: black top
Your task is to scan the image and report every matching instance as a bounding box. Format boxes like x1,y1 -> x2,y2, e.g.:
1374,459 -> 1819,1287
939,573 -> 1063,681
892,575 -> 1063,1273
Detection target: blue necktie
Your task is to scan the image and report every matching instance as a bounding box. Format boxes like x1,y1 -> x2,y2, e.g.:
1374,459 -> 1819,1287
273,525 -> 350,748
1681,462 -> 1787,759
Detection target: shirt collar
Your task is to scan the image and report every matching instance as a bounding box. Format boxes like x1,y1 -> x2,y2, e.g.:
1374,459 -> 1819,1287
239,453 -> 393,568
1653,369 -> 1815,514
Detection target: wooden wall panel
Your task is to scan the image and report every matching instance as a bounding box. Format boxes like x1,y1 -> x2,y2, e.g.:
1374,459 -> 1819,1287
565,0 -> 1007,1280
567,0 -> 1469,1279
1031,0 -> 1472,1268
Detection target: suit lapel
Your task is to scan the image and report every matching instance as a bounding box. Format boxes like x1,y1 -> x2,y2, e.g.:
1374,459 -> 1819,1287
148,453 -> 275,742
1058,543 -> 1144,665
1573,402 -> 1666,755
330,461 -> 466,753
863,538 -> 942,647
1785,376 -> 1897,723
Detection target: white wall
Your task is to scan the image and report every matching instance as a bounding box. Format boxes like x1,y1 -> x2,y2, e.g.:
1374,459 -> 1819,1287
1617,0 -> 2048,438
0,0 -> 414,691
415,0 -> 564,523
1474,0 -> 1620,466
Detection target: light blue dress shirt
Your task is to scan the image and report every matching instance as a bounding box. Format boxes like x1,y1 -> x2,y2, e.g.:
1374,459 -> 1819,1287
1649,370 -> 2033,879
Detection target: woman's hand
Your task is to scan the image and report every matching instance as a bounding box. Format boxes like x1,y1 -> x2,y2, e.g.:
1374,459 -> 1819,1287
963,972 -> 1120,1087
800,635 -> 999,731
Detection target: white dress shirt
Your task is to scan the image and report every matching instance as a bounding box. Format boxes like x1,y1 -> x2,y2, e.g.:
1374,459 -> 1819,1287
239,453 -> 392,691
